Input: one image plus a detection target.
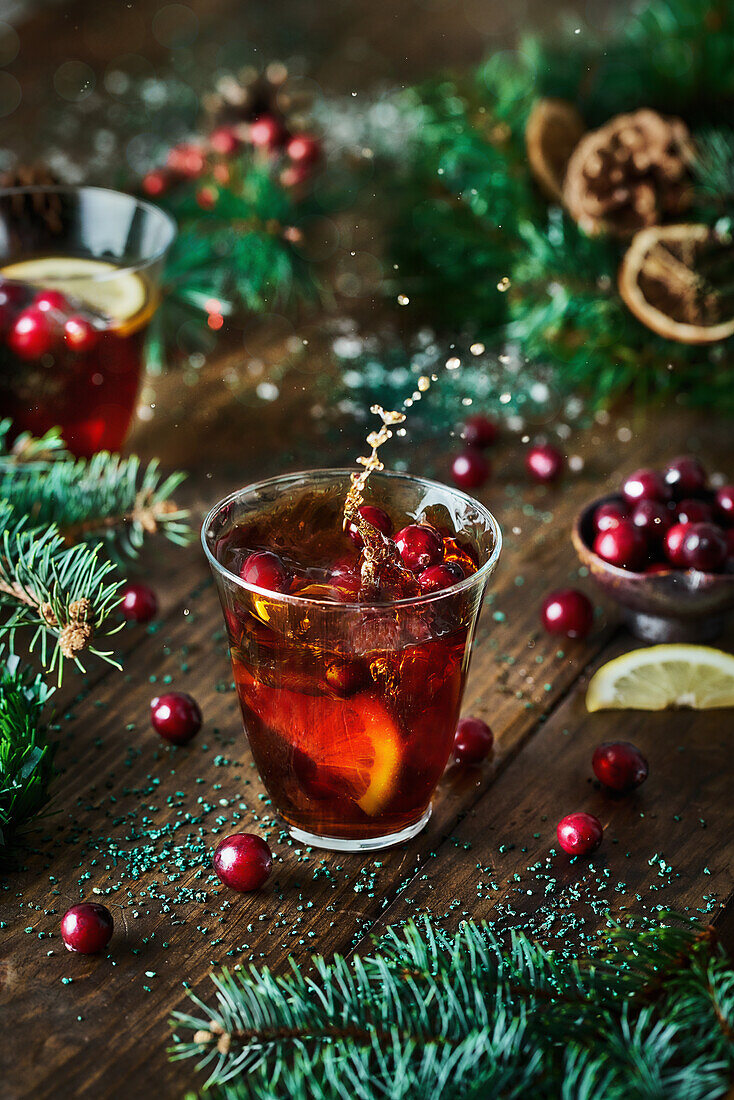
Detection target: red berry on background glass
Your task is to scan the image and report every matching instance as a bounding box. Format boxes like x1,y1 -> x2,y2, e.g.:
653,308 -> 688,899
34,288 -> 68,313
240,550 -> 290,592
395,524 -> 444,572
451,450 -> 490,490
540,589 -> 593,639
675,498 -> 712,526
663,455 -> 707,498
8,307 -> 55,360
250,115 -> 286,150
121,582 -> 158,623
631,499 -> 672,542
348,504 -> 393,547
150,692 -> 202,744
594,500 -> 629,534
525,443 -> 564,483
622,468 -> 669,505
715,485 -> 734,524
593,522 -> 646,571
209,125 -> 241,155
142,169 -> 170,197
419,563 -> 464,593
664,522 -> 690,566
461,414 -> 497,449
556,812 -> 603,856
213,833 -> 272,892
61,903 -> 113,954
64,315 -> 98,353
592,741 -> 648,793
286,133 -> 321,165
680,522 -> 727,572
453,716 -> 493,765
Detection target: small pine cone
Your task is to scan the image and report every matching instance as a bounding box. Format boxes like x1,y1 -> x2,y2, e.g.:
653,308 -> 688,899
58,622 -> 92,659
563,109 -> 693,238
193,1030 -> 214,1045
68,597 -> 92,623
40,602 -> 59,627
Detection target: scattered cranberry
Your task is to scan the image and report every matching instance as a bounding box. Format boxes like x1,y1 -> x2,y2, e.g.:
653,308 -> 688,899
592,741 -> 648,793
594,500 -> 629,533
664,522 -> 690,566
525,443 -> 564,483
663,455 -> 707,498
622,468 -> 669,505
213,833 -> 272,892
286,133 -> 321,165
250,115 -> 286,151
120,582 -> 158,623
451,450 -> 490,490
419,563 -> 464,593
593,522 -> 646,570
715,485 -> 734,524
150,692 -> 202,744
556,812 -> 603,856
34,288 -> 68,313
680,523 -> 727,572
461,414 -> 497,449
348,504 -> 393,547
240,550 -> 290,592
675,498 -> 712,526
631,499 -> 672,542
64,315 -> 98,353
142,169 -> 170,197
167,143 -> 206,177
8,307 -> 55,360
60,903 -> 114,954
209,126 -> 241,156
395,524 -> 444,572
540,589 -> 593,639
453,716 -> 493,765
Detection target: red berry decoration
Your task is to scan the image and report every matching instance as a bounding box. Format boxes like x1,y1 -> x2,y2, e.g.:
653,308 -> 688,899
663,455 -> 707,498
680,522 -> 727,572
593,521 -> 646,571
64,315 -> 98,353
250,115 -> 286,151
8,307 -> 55,360
525,443 -> 564,483
213,833 -> 272,892
395,524 -> 444,572
631,499 -> 672,542
592,741 -> 648,793
142,169 -> 170,197
240,550 -> 290,592
286,133 -> 321,166
280,163 -> 312,189
540,589 -> 593,639
622,468 -> 669,505
714,485 -> 734,524
675,498 -> 712,526
209,126 -> 241,155
594,500 -> 629,533
461,414 -> 497,449
556,812 -> 603,856
196,186 -> 218,210
451,450 -> 490,490
34,288 -> 68,313
453,716 -> 493,765
120,582 -> 158,623
167,143 -> 206,178
348,504 -> 393,547
150,692 -> 202,744
60,903 -> 114,954
419,563 -> 464,593
664,522 -> 690,566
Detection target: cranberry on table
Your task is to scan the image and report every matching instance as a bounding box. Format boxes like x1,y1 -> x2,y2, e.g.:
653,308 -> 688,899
680,523 -> 727,572
594,500 -> 629,534
525,443 -> 564,483
451,450 -> 490,490
240,550 -> 290,592
663,455 -> 707,498
347,504 -> 393,547
664,522 -> 690,566
150,692 -> 202,744
540,589 -> 593,639
286,134 -> 321,165
8,308 -> 56,360
631,499 -> 672,541
121,582 -> 158,623
453,716 -> 493,765
593,521 -> 646,571
592,741 -> 649,793
213,833 -> 273,892
419,563 -> 465,593
675,498 -> 712,526
622,468 -> 669,505
461,414 -> 497,449
556,812 -> 603,856
60,903 -> 114,954
64,316 -> 98,353
715,485 -> 734,524
395,524 -> 444,572
250,115 -> 286,150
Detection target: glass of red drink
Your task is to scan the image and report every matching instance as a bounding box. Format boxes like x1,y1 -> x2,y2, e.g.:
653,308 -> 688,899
0,186 -> 176,457
202,469 -> 501,852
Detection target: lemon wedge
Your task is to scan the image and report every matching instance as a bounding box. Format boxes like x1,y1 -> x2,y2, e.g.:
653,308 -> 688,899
1,256 -> 148,325
586,644 -> 734,711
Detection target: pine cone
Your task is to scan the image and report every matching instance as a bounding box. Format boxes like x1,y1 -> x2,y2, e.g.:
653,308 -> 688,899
0,164 -> 64,234
563,109 -> 693,238
58,622 -> 92,659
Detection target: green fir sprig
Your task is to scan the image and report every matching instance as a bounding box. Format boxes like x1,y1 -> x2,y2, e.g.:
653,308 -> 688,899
170,914 -> 734,1100
0,653 -> 55,853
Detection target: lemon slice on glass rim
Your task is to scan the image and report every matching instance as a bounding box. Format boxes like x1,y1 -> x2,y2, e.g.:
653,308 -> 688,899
586,644 -> 734,711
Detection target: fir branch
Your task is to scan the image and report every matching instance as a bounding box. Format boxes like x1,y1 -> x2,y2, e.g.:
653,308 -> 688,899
0,652 -> 55,853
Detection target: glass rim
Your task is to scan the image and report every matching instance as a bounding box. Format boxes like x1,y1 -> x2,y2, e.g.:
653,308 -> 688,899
0,184 -> 177,283
201,467 -> 502,611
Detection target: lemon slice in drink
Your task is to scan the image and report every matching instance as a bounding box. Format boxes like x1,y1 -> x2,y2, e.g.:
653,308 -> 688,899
1,257 -> 148,328
586,645 -> 734,711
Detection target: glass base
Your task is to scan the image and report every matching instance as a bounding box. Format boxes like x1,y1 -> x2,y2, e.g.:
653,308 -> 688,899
285,805 -> 432,852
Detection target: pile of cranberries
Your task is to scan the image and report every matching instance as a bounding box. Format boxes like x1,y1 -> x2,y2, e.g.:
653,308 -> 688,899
589,457 -> 733,574
0,282 -> 100,362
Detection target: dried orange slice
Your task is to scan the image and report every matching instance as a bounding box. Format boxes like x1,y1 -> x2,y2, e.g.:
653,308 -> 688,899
525,98 -> 585,202
618,223 -> 734,344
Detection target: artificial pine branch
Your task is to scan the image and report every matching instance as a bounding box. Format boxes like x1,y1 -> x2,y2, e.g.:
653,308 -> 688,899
0,652 -> 55,853
170,914 -> 734,1100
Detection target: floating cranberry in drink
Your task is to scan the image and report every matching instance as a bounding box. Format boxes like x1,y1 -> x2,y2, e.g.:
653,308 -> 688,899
203,469 -> 500,850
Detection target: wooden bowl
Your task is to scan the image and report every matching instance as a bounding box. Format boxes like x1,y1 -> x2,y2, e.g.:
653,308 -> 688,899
572,495 -> 734,642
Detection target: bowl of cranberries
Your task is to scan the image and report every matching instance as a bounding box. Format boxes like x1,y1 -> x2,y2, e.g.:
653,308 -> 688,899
572,456 -> 734,642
